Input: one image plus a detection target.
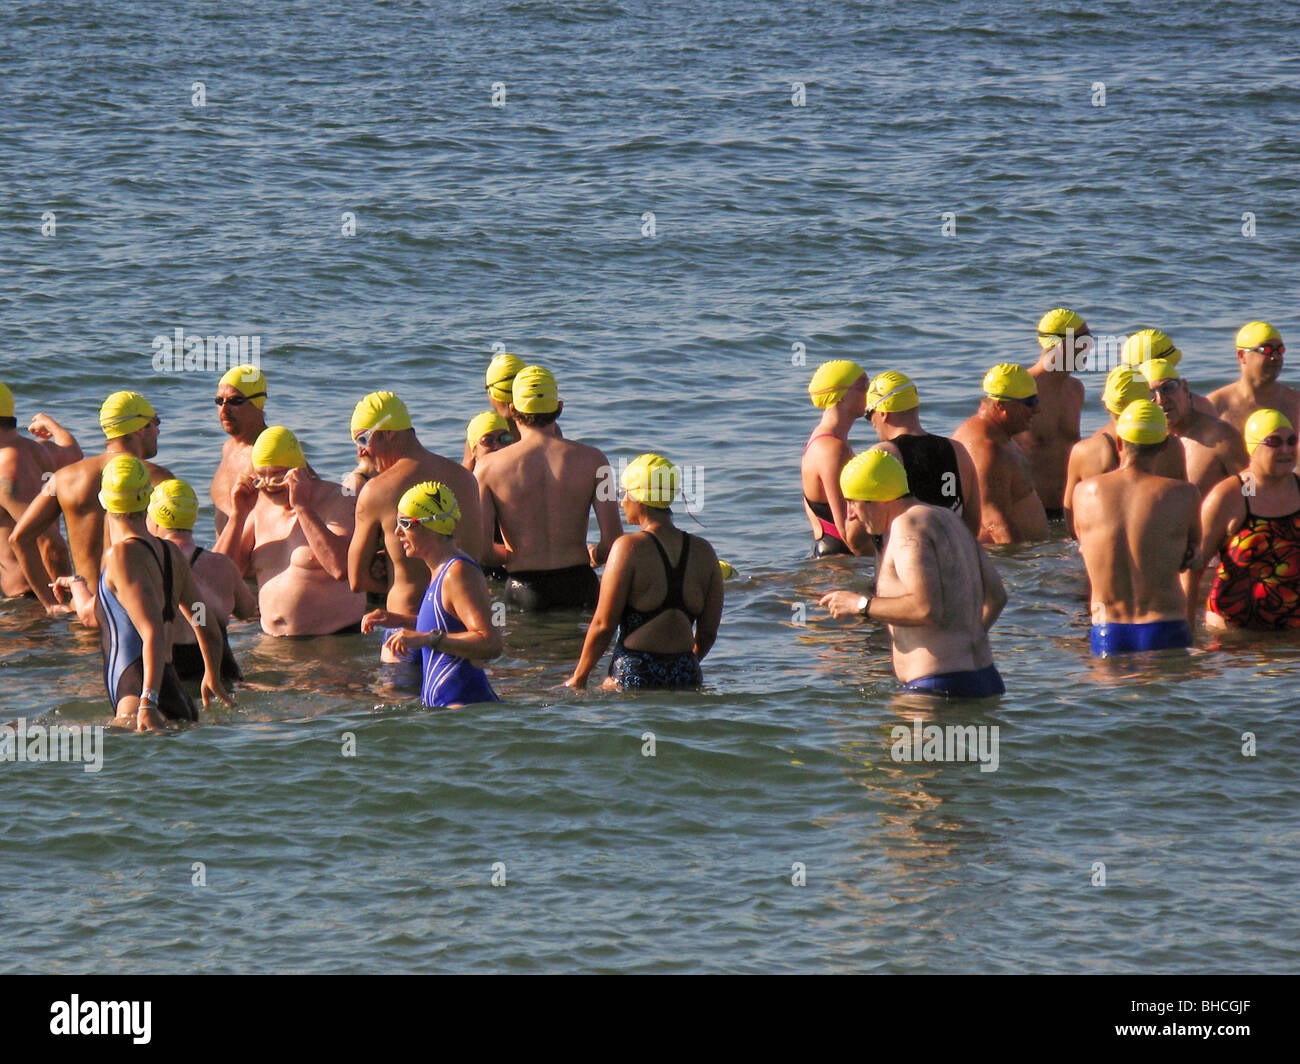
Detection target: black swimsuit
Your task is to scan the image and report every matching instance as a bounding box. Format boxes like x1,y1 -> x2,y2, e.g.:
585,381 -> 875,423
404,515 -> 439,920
169,547 -> 243,684
609,532 -> 704,688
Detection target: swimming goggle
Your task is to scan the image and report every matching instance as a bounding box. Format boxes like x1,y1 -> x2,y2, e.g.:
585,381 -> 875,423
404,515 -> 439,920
253,474 -> 288,490
1150,380 -> 1182,397
395,514 -> 437,530
478,431 -> 513,447
1243,343 -> 1285,357
214,393 -> 266,408
353,429 -> 376,449
1259,433 -> 1298,449
989,393 -> 1039,408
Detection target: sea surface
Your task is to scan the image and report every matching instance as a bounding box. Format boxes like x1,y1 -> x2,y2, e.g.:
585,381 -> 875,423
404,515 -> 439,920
1,0 -> 1297,973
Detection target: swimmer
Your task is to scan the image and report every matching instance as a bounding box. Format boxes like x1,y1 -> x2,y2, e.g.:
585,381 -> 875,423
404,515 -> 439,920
93,456 -> 233,729
210,365 -> 270,535
801,359 -> 869,556
820,450 -> 1007,697
215,426 -> 365,636
9,391 -> 172,623
1119,328 -> 1217,418
0,383 -> 78,599
1013,308 -> 1088,519
951,364 -> 1050,544
349,392 -> 486,683
566,454 -> 724,689
1194,410 -> 1300,631
1140,358 -> 1247,496
462,410 -> 514,473
475,366 -> 622,611
865,370 -> 981,538
1063,365 -> 1186,537
1072,401 -> 1200,656
1206,322 -> 1298,434
361,482 -> 501,708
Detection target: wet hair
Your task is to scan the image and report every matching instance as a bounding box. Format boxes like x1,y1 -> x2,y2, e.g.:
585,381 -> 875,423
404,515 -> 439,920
0,417 -> 15,431
514,409 -> 560,428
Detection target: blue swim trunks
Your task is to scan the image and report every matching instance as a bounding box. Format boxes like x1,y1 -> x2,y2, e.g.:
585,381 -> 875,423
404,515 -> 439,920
1089,620 -> 1192,657
902,663 -> 1005,699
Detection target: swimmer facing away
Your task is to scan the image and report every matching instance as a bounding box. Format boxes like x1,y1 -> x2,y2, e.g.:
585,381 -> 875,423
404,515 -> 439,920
566,454 -> 724,689
362,481 -> 502,708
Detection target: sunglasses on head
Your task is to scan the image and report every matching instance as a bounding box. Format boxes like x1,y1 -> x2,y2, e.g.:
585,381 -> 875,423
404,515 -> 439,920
1260,433 -> 1299,449
1244,343 -> 1285,357
214,392 -> 266,408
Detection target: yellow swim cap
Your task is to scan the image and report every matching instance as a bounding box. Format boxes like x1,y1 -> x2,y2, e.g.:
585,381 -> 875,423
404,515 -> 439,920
808,360 -> 867,409
1037,307 -> 1087,348
622,453 -> 680,508
485,352 -> 526,403
251,426 -> 306,471
351,391 -> 412,437
218,364 -> 267,409
1102,366 -> 1150,415
148,479 -> 198,531
718,560 -> 735,579
99,455 -> 153,514
1116,399 -> 1168,445
397,481 -> 461,535
1121,328 -> 1181,367
1140,358 -> 1180,384
466,410 -> 510,445
865,370 -> 919,413
0,381 -> 13,419
1236,321 -> 1283,350
512,365 -> 559,414
840,448 -> 910,502
983,363 -> 1036,401
99,392 -> 156,440
1244,409 -> 1294,455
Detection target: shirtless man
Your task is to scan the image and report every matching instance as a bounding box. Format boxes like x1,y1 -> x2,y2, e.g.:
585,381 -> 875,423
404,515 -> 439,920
1063,366 -> 1186,537
1142,359 -> 1247,497
865,370 -> 981,539
0,383 -> 79,598
462,411 -> 513,474
801,359 -> 868,556
1206,322 -> 1299,435
951,364 -> 1049,544
819,449 -> 1007,698
1014,308 -> 1088,520
9,391 -> 171,622
1072,400 -> 1201,656
464,352 -> 526,467
215,426 -> 364,636
1120,328 -> 1216,417
475,365 -> 623,610
210,365 -> 269,536
348,391 -> 485,682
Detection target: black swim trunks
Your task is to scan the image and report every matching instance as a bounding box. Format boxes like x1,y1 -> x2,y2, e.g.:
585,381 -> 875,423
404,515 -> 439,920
506,564 -> 599,611
171,624 -> 243,684
1044,507 -> 1065,522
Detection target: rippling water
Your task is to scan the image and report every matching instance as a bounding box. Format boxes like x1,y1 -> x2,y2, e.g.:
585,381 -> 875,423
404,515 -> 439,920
2,0 -> 1298,973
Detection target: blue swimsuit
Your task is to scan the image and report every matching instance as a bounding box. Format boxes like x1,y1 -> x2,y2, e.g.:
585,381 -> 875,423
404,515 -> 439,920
417,555 -> 500,708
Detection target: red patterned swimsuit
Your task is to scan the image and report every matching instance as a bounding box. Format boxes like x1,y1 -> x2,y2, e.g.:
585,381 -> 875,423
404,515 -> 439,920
1207,475 -> 1300,629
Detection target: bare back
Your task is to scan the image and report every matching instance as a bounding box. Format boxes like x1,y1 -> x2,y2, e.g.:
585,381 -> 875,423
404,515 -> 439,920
1014,369 -> 1084,509
0,436 -> 59,596
952,414 -> 1048,544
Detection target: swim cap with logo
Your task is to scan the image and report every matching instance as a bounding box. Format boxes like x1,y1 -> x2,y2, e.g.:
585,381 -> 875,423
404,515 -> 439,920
1116,400 -> 1168,445
251,426 -> 306,471
485,353 -> 526,403
99,392 -> 156,440
865,370 -> 920,414
1037,307 -> 1087,348
840,449 -> 910,502
808,360 -> 867,409
397,481 -> 461,534
350,391 -> 412,437
1244,409 -> 1294,455
218,364 -> 267,409
466,411 -> 510,445
622,453 -> 680,508
982,363 -> 1036,401
99,455 -> 153,514
1120,328 -> 1181,368
1102,366 -> 1150,415
0,381 -> 13,419
1236,321 -> 1283,350
512,365 -> 559,414
148,479 -> 199,531
1139,358 -> 1180,384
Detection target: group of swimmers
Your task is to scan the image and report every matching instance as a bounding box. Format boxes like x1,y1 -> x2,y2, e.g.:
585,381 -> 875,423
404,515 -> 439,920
803,313 -> 1297,695
0,355 -> 723,728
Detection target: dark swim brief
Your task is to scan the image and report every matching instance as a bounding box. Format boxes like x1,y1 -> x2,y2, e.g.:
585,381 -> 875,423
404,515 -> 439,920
812,534 -> 852,558
902,663 -> 1005,698
171,626 -> 243,684
608,647 -> 704,689
506,564 -> 599,611
1044,507 -> 1066,522
1089,620 -> 1192,657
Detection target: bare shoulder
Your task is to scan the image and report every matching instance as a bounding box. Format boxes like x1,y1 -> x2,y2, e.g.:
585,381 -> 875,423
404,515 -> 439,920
146,461 -> 174,482
1203,472 -> 1245,509
1204,381 -> 1235,406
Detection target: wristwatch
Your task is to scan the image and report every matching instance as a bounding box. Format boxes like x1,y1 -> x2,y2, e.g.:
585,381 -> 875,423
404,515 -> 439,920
857,595 -> 872,618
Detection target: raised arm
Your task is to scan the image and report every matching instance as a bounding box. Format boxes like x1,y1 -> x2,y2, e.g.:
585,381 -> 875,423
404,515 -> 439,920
27,414 -> 83,466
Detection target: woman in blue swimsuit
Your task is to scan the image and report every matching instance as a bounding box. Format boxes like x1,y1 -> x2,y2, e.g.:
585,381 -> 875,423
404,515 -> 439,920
566,454 -> 724,690
365,481 -> 502,709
